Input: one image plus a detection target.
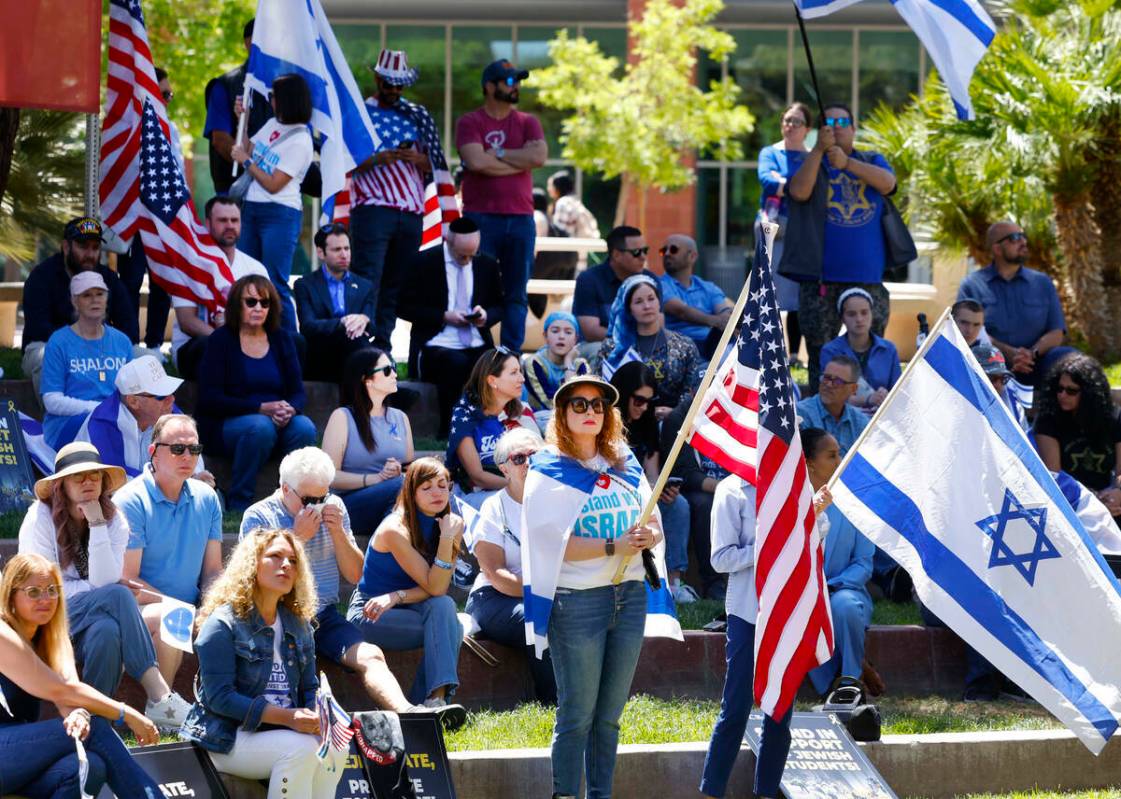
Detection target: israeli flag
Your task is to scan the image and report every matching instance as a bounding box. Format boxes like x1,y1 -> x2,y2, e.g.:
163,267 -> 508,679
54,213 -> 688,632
831,316 -> 1121,753
521,448 -> 682,657
246,0 -> 380,220
159,597 -> 196,654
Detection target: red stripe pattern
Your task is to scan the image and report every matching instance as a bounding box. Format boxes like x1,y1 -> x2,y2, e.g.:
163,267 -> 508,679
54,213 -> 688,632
101,0 -> 234,312
687,260 -> 833,720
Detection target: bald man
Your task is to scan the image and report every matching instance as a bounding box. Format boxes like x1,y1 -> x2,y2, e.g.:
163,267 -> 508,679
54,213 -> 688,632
658,234 -> 734,358
957,220 -> 1073,384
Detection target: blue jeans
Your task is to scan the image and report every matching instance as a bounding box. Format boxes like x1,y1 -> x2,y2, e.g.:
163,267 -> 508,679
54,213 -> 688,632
221,413 -> 317,511
659,494 -> 691,574
466,586 -> 557,704
347,592 -> 462,704
0,717 -> 161,798
339,476 -> 404,537
465,211 -> 536,351
68,584 -> 158,697
548,580 -> 647,799
349,204 -> 424,346
809,588 -> 872,695
239,200 -> 303,333
700,614 -> 793,798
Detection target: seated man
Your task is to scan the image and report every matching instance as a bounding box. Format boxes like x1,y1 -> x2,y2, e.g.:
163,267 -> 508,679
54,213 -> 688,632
957,221 -> 1074,384
294,223 -> 378,382
952,298 -> 985,348
398,217 -> 504,438
114,414 -> 223,687
241,447 -> 465,725
75,355 -> 215,485
21,217 -> 139,394
572,225 -> 651,345
657,234 -> 733,358
795,354 -> 869,455
972,343 -> 1028,431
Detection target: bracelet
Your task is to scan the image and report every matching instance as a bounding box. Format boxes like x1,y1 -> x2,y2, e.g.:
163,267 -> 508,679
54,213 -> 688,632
363,474 -> 369,488
241,157 -> 253,170
116,702 -> 126,725
434,557 -> 454,570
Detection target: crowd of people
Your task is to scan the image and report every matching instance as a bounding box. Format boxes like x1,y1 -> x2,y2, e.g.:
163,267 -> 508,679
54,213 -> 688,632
2,26 -> 1121,799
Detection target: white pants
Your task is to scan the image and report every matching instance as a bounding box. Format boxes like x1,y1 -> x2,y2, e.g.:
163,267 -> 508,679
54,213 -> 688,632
209,729 -> 346,799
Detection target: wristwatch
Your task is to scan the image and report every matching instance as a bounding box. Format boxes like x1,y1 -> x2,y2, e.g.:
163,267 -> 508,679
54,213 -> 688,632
605,539 -> 616,557
494,145 -> 506,159
241,157 -> 253,170
395,589 -> 407,604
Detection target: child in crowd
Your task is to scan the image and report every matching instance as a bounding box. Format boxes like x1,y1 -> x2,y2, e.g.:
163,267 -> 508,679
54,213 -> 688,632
523,311 -> 589,423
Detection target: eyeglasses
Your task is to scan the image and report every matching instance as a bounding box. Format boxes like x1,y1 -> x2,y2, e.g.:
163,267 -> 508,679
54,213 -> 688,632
161,90 -> 174,103
136,393 -> 169,401
244,297 -> 271,308
154,443 -> 204,456
630,394 -> 653,408
18,585 -> 60,600
659,244 -> 682,256
617,246 -> 649,258
1057,384 -> 1082,397
566,396 -> 609,415
66,471 -> 102,484
781,116 -> 806,127
819,374 -> 855,387
318,222 -> 348,236
996,231 -> 1027,244
825,117 -> 852,128
501,452 -> 534,467
367,364 -> 396,378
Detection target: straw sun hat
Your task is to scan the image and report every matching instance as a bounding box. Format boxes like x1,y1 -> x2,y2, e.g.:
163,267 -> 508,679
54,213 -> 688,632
33,442 -> 128,502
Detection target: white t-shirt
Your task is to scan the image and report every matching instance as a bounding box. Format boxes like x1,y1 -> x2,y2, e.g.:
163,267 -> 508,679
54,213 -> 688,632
245,119 -> 313,210
469,490 -> 523,593
557,473 -> 647,590
171,249 -> 269,358
262,617 -> 294,709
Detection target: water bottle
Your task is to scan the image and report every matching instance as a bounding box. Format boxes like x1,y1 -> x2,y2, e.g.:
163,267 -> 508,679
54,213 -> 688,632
915,312 -> 929,349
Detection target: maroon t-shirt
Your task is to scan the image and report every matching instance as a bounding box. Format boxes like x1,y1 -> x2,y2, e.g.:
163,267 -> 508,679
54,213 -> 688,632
455,108 -> 544,215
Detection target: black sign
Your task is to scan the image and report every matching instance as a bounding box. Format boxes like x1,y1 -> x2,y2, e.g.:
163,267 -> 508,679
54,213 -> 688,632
337,714 -> 456,799
0,401 -> 36,511
96,741 -> 229,799
745,711 -> 897,799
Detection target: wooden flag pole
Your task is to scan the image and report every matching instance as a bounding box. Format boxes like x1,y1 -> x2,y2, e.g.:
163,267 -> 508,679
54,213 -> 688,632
232,84 -> 251,177
611,222 -> 778,584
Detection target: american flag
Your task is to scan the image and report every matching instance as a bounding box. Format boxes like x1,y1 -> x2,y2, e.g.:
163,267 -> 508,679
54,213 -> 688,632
100,0 -> 233,312
316,672 -> 355,764
687,233 -> 834,720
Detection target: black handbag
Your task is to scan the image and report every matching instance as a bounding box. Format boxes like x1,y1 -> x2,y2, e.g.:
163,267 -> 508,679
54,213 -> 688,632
849,150 -> 917,270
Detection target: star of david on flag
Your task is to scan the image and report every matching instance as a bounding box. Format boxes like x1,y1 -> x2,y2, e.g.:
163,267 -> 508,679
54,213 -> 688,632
976,489 -> 1061,586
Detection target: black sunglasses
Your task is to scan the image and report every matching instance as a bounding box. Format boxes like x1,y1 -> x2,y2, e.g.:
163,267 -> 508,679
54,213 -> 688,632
136,393 -> 169,401
299,493 -> 328,506
618,246 -> 649,258
1057,384 -> 1082,396
659,244 -> 681,256
244,297 -> 271,308
502,452 -> 533,466
630,394 -> 652,407
996,231 -> 1027,244
566,396 -> 609,415
161,90 -> 174,103
367,364 -> 396,378
155,443 -> 203,456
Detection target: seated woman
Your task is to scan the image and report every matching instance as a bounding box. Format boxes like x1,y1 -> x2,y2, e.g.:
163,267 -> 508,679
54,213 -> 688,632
18,442 -> 192,731
41,272 -> 133,449
0,552 -> 162,798
183,527 -> 347,794
819,288 -> 901,411
446,347 -> 538,508
1034,352 -> 1121,519
523,311 -> 590,424
800,428 -> 875,696
347,458 -> 466,709
323,348 -> 414,536
464,427 -> 557,704
598,274 -> 701,419
197,275 -> 317,511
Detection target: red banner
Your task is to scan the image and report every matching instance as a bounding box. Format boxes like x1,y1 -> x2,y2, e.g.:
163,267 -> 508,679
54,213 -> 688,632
0,0 -> 101,112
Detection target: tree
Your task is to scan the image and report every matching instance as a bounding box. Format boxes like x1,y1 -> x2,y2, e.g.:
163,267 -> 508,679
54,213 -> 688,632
862,0 -> 1121,357
528,0 -> 754,228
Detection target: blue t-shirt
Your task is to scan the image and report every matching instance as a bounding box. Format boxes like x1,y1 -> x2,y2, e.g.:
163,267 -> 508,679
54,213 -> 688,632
795,395 -> 869,456
203,81 -> 232,139
658,274 -> 729,344
821,151 -> 894,284
41,325 -> 132,449
757,144 -> 807,217
114,466 -> 223,604
956,264 -> 1066,349
240,348 -> 286,406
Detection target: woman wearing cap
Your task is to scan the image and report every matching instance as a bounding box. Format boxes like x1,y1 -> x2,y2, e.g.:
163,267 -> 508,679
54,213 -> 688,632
522,375 -> 664,799
597,274 -> 701,420
197,275 -> 317,511
17,442 -> 193,731
40,272 -> 133,450
230,73 -> 314,333
819,288 -> 901,410
523,311 -> 590,422
0,552 -> 164,798
464,426 -> 557,704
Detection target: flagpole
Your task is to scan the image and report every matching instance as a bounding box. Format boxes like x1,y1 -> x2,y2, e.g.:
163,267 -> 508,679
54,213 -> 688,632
793,4 -> 827,125
611,224 -> 774,585
232,85 -> 251,178
826,305 -> 953,493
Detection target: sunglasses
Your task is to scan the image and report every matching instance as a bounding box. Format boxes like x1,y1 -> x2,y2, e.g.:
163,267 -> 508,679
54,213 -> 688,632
820,374 -> 855,387
66,471 -> 102,484
825,117 -> 852,128
18,585 -> 60,600
491,345 -> 516,364
155,442 -> 204,456
566,396 -> 609,415
996,231 -> 1027,244
161,90 -> 174,103
137,393 -> 169,401
298,493 -> 328,507
1057,384 -> 1082,396
244,297 -> 271,308
367,364 -> 396,378
630,394 -> 653,407
659,244 -> 682,256
495,76 -> 519,86
618,246 -> 649,258
502,452 -> 534,467
782,116 -> 807,127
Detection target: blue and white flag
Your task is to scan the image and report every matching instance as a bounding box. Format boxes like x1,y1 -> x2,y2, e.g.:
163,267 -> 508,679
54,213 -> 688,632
246,0 -> 380,221
794,0 -> 995,120
832,316 -> 1121,753
521,448 -> 682,657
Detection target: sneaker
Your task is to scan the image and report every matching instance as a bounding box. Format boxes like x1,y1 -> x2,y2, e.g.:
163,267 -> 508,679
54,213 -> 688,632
411,698 -> 468,732
671,580 -> 699,604
145,691 -> 192,732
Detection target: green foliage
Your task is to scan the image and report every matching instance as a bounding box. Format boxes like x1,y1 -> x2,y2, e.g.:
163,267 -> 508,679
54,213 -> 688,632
527,0 -> 753,196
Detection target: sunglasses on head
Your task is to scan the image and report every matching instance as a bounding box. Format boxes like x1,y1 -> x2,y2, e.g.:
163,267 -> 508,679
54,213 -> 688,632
618,246 -> 649,258
244,297 -> 270,308
997,231 -> 1027,244
19,584 -> 60,600
368,364 -> 396,378
155,442 -> 204,456
566,396 -> 609,415
1057,384 -> 1082,396
318,222 -> 348,236
825,117 -> 852,128
492,345 -> 516,364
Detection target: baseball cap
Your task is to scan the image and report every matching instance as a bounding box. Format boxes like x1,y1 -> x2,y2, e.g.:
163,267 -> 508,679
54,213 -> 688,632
115,355 -> 183,397
973,343 -> 1013,378
64,216 -> 104,242
481,59 -> 529,87
69,271 -> 108,296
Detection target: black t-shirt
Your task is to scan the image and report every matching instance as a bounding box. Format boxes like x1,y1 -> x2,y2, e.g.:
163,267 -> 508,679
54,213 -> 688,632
1033,406 -> 1121,491
0,671 -> 40,725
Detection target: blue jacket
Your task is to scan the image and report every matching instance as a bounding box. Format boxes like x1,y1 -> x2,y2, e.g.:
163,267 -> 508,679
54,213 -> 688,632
822,505 -> 874,599
820,333 -> 902,392
180,603 -> 318,754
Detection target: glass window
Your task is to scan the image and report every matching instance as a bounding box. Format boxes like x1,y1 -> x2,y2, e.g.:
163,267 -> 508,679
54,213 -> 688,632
582,27 -> 627,66
383,26 -> 448,140
793,30 -> 853,116
858,31 -> 920,118
516,27 -> 574,156
727,167 -> 763,249
335,23 -> 382,79
695,167 -> 721,252
728,30 -> 790,157
450,26 -> 514,146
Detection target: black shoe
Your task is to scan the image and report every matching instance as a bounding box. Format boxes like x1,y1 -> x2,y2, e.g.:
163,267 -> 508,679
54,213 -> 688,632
432,702 -> 468,732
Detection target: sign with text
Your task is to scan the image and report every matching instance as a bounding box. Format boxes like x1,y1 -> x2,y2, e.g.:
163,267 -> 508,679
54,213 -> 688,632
338,713 -> 456,799
745,711 -> 897,799
96,741 -> 229,799
0,402 -> 38,512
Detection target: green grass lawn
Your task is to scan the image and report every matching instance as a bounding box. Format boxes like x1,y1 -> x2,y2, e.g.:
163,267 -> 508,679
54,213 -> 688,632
957,792 -> 1121,799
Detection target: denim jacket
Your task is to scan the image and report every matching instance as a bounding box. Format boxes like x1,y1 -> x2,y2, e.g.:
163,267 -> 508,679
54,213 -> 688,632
180,602 -> 318,754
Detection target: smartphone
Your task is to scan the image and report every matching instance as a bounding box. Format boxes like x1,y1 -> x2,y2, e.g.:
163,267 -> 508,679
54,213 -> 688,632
398,139 -> 415,149
666,477 -> 684,488
465,309 -> 483,320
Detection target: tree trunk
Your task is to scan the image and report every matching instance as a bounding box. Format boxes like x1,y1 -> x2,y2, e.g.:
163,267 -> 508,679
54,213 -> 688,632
1053,191 -> 1114,357
1089,111 -> 1121,289
613,177 -> 632,228
0,107 -> 20,208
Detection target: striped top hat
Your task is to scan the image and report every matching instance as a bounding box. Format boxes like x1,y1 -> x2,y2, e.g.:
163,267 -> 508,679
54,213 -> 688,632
371,49 -> 419,87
